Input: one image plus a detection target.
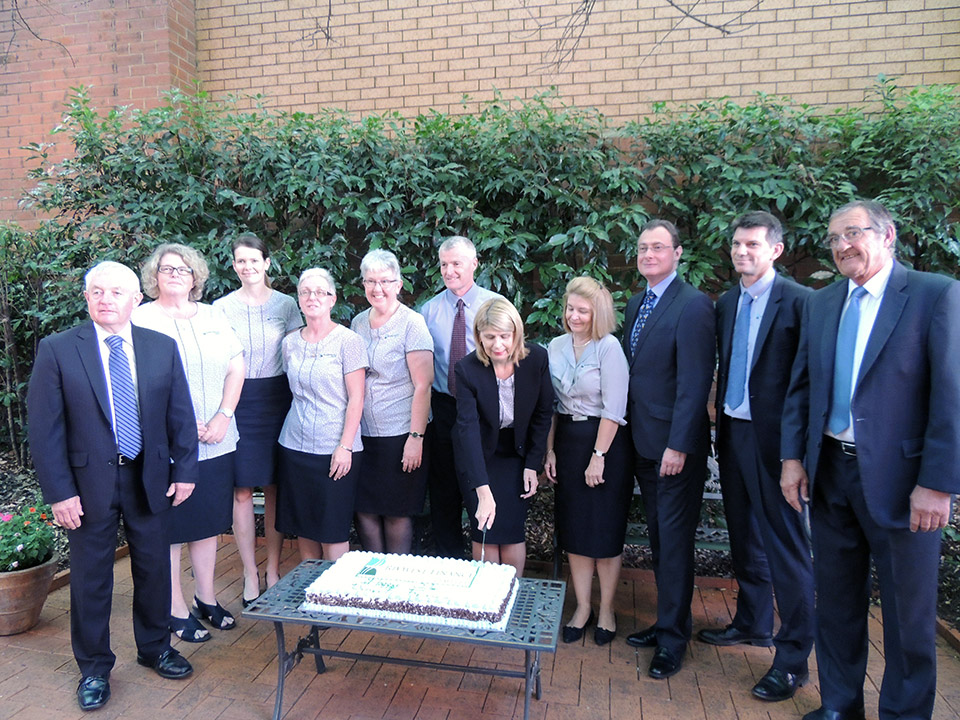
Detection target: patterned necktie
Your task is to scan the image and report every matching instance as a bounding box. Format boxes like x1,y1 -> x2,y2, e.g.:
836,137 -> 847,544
629,289 -> 657,355
827,286 -> 868,434
448,298 -> 467,395
106,335 -> 142,457
724,291 -> 754,410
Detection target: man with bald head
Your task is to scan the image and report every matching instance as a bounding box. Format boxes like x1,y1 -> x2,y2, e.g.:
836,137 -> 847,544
781,200 -> 960,720
28,261 -> 199,711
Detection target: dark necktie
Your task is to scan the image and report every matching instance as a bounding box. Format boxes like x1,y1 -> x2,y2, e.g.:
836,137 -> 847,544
448,298 -> 466,395
629,289 -> 657,355
724,291 -> 754,410
828,286 -> 868,434
106,335 -> 142,457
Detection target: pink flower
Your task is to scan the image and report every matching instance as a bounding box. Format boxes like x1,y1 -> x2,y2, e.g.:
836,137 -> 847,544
0,513 -> 12,522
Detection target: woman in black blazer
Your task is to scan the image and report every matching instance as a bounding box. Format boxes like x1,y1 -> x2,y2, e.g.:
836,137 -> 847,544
453,298 -> 554,575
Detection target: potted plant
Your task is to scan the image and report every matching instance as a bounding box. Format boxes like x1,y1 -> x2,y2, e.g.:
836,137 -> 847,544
0,500 -> 58,635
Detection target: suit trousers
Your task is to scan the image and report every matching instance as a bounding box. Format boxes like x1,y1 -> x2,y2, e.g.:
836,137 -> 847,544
719,418 -> 814,674
427,393 -> 467,558
812,441 -> 940,720
634,450 -> 706,658
68,459 -> 171,677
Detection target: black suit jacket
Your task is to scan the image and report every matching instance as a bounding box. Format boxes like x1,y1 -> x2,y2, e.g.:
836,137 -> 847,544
453,344 -> 554,490
781,262 -> 960,528
27,321 -> 199,521
622,277 -> 715,459
716,274 -> 811,474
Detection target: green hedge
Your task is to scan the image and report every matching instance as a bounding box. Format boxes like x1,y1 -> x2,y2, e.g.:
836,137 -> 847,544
1,77 -> 957,463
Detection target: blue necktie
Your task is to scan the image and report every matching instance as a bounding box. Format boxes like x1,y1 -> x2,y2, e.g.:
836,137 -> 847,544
828,286 -> 868,434
724,291 -> 754,410
106,335 -> 142,457
629,289 -> 657,354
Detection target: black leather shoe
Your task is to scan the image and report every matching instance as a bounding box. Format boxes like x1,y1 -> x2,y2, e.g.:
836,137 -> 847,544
802,708 -> 866,720
751,667 -> 809,701
562,610 -> 595,643
137,648 -> 193,679
697,625 -> 773,647
594,624 -> 617,646
648,647 -> 682,679
625,624 -> 657,648
77,676 -> 110,711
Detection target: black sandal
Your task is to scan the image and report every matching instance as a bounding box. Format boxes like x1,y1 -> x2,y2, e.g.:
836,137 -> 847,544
192,596 -> 236,630
169,614 -> 211,643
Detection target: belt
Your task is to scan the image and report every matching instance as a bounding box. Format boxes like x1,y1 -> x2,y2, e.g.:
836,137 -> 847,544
558,414 -> 600,423
117,453 -> 142,466
824,435 -> 856,457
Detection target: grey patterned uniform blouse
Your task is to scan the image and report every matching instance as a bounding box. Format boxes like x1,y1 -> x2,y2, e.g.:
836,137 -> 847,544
132,301 -> 244,460
278,324 -> 369,455
547,333 -> 629,425
213,290 -> 302,378
350,304 -> 434,437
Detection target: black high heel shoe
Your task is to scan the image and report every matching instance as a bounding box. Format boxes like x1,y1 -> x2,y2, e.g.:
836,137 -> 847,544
594,614 -> 617,645
242,572 -> 261,609
192,596 -> 236,630
562,610 -> 595,643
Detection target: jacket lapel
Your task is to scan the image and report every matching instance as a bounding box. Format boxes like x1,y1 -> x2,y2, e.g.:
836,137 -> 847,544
718,289 -> 737,373
631,278 -> 681,363
76,322 -> 112,425
819,281 -> 847,384
856,263 -> 907,387
751,276 -> 782,371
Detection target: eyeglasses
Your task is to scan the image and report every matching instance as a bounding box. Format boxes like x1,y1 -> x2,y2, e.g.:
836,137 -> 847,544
158,265 -> 194,276
298,289 -> 334,299
823,226 -> 876,249
637,243 -> 672,255
362,279 -> 400,288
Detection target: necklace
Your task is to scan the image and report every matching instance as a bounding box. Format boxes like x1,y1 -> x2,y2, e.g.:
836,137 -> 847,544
572,338 -> 590,348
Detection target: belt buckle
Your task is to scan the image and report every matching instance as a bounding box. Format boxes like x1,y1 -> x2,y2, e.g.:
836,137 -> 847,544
118,454 -> 135,466
572,415 -> 588,422
839,440 -> 856,457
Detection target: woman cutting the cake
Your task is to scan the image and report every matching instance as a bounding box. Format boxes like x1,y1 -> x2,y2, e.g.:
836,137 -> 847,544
453,298 -> 554,575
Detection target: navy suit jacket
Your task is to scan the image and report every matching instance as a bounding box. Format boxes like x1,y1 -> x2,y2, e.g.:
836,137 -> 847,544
27,321 -> 199,521
716,275 -> 811,474
781,262 -> 960,528
623,277 -> 715,459
453,344 -> 554,490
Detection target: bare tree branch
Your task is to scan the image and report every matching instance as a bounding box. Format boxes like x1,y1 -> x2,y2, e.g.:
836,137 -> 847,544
3,0 -> 76,66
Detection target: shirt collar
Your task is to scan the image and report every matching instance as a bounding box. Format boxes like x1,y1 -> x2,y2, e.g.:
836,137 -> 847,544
93,321 -> 134,347
444,282 -> 480,307
741,267 -> 777,301
648,271 -> 677,298
847,258 -> 894,301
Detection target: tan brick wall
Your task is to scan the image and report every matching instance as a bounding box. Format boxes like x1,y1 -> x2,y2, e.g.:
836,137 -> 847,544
193,0 -> 959,117
1,0 -> 198,224
2,0 -> 957,224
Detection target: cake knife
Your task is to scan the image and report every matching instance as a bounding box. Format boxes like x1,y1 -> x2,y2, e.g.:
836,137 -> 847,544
480,527 -> 486,563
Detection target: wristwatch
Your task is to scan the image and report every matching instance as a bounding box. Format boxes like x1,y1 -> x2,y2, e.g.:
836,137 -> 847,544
409,431 -> 424,438
592,448 -> 606,458
217,408 -> 234,419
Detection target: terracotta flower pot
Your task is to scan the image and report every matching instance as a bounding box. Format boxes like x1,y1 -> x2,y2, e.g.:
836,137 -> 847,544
0,555 -> 58,636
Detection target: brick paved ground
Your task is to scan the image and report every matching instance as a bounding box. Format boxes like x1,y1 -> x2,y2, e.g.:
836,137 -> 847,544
2,538 -> 959,719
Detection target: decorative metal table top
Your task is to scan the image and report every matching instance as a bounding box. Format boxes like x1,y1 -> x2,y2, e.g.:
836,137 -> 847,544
244,559 -> 564,650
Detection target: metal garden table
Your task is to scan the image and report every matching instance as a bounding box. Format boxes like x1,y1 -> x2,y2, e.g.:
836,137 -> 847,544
243,559 -> 565,720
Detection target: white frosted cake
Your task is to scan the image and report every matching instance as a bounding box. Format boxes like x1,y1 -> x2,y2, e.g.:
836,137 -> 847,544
301,551 -> 519,631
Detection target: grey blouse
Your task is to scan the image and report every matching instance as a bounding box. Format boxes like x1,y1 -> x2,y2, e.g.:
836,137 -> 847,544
278,324 -> 369,455
547,334 -> 629,425
213,290 -> 302,379
132,302 -> 244,461
350,304 -> 434,437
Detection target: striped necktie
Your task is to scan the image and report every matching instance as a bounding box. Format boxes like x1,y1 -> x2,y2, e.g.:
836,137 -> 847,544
106,335 -> 143,457
629,289 -> 657,354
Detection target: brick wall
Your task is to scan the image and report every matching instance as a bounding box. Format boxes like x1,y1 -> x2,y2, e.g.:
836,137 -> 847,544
194,0 -> 958,116
2,0 -> 957,224
0,0 -> 198,224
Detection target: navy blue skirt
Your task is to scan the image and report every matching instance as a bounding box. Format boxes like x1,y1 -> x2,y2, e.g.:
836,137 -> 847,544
462,429 -> 530,545
233,375 -> 292,488
355,434 -> 428,516
165,452 -> 235,544
276,446 -> 360,544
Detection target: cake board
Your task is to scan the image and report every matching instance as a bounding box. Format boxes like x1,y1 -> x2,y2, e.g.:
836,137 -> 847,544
243,559 -> 565,720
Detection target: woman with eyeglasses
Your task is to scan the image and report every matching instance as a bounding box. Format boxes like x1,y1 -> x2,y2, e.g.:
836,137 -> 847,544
213,234 -> 302,604
275,268 -> 367,562
133,244 -> 245,643
349,249 -> 434,555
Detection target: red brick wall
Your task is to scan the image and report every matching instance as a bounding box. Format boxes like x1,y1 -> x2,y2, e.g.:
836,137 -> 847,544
0,0 -> 198,225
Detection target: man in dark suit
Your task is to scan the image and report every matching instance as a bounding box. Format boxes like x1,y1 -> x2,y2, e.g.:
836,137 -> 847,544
27,261 -> 199,711
781,200 -> 960,720
622,219 -> 715,679
703,211 -> 814,702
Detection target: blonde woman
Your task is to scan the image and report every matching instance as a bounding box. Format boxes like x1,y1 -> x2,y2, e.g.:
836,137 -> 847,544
544,276 -> 631,646
453,298 -> 554,575
133,244 -> 245,641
